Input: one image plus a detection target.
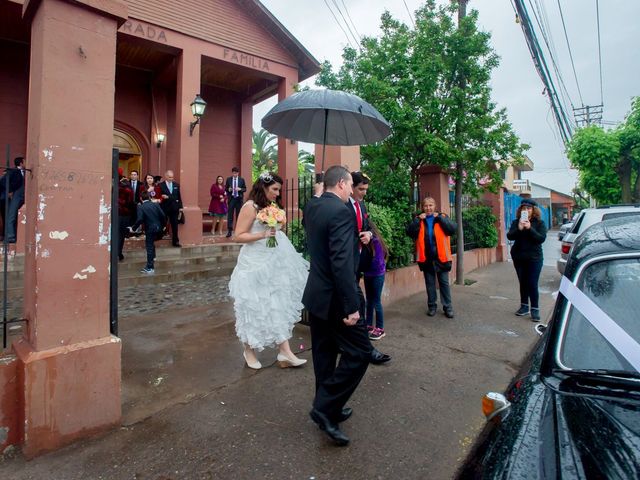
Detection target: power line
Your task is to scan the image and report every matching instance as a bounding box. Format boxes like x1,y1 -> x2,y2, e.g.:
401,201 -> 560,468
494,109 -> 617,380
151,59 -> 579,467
323,0 -> 356,49
402,0 -> 416,28
331,0 -> 360,48
595,0 -> 604,106
556,0 -> 584,106
340,0 -> 362,43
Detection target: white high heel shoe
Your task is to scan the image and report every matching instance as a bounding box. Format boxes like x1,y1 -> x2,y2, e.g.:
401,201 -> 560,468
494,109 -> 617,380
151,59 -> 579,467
243,350 -> 262,370
277,353 -> 307,368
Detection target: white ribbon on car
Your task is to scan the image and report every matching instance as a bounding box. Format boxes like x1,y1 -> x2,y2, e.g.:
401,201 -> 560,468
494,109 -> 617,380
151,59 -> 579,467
560,276 -> 640,373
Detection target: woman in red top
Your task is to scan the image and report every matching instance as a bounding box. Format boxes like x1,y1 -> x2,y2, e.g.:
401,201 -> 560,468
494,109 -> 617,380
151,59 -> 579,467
208,175 -> 228,235
142,174 -> 162,204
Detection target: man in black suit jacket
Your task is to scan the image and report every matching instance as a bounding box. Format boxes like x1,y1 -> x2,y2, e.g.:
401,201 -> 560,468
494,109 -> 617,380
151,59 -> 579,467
130,190 -> 166,273
0,157 -> 26,243
303,165 -> 372,447
225,167 -> 246,237
158,170 -> 183,247
128,169 -> 144,204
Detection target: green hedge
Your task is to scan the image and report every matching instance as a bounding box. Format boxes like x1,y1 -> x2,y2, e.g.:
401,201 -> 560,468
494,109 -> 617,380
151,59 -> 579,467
461,205 -> 498,248
367,203 -> 414,270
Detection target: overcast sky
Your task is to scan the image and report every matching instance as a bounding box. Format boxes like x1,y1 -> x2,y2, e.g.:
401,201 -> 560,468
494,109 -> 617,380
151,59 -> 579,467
253,0 -> 640,195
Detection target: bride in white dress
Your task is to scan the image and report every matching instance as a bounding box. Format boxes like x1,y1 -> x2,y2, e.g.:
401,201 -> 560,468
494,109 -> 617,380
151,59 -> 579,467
228,172 -> 309,370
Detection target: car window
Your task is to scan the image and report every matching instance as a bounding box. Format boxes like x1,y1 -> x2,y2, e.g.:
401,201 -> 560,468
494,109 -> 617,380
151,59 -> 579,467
602,211 -> 640,221
560,258 -> 640,372
570,212 -> 585,234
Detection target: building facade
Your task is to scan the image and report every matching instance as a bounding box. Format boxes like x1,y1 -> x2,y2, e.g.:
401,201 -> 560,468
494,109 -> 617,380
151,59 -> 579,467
0,0 -> 318,456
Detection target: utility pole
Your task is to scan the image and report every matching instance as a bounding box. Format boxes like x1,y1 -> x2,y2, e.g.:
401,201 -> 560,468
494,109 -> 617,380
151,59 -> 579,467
454,0 -> 468,285
573,104 -> 603,127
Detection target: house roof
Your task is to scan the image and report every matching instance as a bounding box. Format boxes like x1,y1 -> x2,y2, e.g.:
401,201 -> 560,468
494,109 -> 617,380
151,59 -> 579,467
239,0 -> 321,81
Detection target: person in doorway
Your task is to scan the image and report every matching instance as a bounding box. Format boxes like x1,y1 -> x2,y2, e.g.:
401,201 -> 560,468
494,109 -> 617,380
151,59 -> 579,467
158,170 -> 183,247
142,174 -> 162,204
117,173 -> 134,261
228,172 -> 308,370
507,198 -> 547,321
303,165 -> 373,447
225,167 -> 246,237
208,175 -> 228,235
406,196 -> 457,318
129,170 -> 143,208
0,157 -> 26,244
363,221 -> 389,341
129,190 -> 166,274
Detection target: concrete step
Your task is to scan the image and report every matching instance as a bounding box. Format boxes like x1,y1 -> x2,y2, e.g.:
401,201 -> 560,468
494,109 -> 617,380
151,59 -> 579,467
0,243 -> 242,291
119,262 -> 236,287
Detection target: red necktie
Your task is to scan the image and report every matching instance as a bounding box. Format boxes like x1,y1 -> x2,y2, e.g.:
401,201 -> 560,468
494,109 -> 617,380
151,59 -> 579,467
355,201 -> 363,232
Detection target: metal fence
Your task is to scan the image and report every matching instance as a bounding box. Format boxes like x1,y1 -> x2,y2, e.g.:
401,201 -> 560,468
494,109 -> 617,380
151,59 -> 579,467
281,175 -> 314,259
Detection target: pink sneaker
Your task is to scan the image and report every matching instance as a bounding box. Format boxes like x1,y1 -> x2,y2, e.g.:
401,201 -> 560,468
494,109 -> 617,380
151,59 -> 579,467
369,328 -> 386,340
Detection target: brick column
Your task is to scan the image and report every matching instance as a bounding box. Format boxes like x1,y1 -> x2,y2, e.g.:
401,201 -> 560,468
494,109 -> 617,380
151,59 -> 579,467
174,49 -> 202,245
416,165 -> 451,215
240,101 -> 253,193
483,187 -> 507,262
276,77 -> 299,182
15,0 -> 127,457
313,145 -> 361,172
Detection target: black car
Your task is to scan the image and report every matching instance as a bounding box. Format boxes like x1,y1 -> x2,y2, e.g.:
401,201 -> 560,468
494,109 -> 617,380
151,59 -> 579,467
457,216 -> 640,479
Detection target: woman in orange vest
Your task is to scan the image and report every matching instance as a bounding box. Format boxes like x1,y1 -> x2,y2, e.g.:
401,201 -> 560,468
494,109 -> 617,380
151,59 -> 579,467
406,197 -> 457,318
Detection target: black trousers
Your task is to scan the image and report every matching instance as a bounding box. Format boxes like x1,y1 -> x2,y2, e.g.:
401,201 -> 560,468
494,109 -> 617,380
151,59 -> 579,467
310,309 -> 372,422
513,259 -> 543,309
165,209 -> 180,245
117,215 -> 130,258
145,230 -> 157,269
227,196 -> 243,232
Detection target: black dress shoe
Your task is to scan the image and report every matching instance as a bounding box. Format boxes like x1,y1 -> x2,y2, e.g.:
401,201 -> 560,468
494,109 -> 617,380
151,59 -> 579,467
427,308 -> 437,316
336,407 -> 353,423
173,243 -> 182,247
370,348 -> 391,365
225,232 -> 232,238
309,409 -> 350,446
444,308 -> 454,319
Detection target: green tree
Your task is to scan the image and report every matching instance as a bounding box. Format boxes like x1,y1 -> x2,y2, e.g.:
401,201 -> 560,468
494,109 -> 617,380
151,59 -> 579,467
252,129 -> 277,181
567,97 -> 640,205
298,150 -> 315,180
317,1 -> 526,283
567,126 -> 621,204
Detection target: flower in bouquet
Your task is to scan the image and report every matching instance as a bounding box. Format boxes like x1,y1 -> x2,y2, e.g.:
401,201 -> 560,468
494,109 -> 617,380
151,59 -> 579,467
257,202 -> 286,247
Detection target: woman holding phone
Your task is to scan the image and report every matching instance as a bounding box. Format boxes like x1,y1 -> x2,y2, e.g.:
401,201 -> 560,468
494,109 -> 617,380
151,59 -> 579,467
507,198 -> 547,321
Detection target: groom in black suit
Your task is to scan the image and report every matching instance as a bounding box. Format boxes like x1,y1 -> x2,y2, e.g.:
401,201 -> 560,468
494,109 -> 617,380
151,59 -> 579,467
303,165 -> 373,446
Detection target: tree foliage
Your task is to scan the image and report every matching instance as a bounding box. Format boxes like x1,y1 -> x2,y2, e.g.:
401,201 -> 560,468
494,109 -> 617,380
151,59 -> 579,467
316,1 -> 526,281
567,97 -> 640,204
252,129 -> 278,181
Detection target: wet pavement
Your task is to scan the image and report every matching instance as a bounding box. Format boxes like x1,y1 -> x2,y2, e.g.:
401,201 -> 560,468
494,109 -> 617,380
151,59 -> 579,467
0,244 -> 562,479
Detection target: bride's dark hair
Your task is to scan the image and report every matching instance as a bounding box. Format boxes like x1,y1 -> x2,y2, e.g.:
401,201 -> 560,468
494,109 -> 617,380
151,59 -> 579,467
249,172 -> 284,209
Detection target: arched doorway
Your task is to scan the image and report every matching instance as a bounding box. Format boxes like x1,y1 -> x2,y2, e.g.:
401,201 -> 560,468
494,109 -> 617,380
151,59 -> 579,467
113,128 -> 142,176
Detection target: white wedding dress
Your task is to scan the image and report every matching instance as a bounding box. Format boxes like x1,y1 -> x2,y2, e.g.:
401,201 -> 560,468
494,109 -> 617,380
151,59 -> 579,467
229,215 -> 310,351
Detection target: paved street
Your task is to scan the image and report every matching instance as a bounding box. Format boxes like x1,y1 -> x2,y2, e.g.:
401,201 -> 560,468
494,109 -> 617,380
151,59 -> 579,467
0,234 -> 562,480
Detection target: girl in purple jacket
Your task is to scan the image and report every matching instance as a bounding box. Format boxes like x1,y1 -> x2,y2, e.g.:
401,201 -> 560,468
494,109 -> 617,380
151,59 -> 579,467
363,221 -> 389,340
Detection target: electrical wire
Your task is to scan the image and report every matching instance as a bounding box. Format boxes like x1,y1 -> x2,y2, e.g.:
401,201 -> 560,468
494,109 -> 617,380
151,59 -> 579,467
323,0 -> 356,49
331,0 -> 360,48
595,0 -> 604,106
402,0 -> 416,28
556,0 -> 584,106
340,0 -> 362,43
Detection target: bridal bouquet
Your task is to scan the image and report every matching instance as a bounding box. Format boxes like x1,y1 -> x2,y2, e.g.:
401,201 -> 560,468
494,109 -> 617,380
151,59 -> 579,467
256,203 -> 286,248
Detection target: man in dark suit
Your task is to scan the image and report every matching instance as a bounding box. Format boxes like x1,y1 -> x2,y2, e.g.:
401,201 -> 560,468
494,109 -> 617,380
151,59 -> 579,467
0,157 -> 26,243
129,190 -> 166,274
158,170 -> 183,247
225,166 -> 246,237
303,165 -> 373,447
348,171 -> 391,364
128,169 -> 144,203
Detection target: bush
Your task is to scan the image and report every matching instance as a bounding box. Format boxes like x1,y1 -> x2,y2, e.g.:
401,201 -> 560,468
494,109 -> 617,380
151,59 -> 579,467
461,205 -> 498,249
367,203 -> 414,270
287,218 -> 307,258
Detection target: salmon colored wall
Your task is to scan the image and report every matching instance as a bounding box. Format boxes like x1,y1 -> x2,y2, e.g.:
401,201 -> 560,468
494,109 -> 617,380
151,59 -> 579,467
124,0 -> 298,67
0,40 -> 29,161
198,85 -> 241,211
114,66 -> 152,164
0,354 -> 19,451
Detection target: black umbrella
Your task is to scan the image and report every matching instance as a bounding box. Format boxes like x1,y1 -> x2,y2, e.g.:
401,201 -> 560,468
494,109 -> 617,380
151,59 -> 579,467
261,89 -> 391,175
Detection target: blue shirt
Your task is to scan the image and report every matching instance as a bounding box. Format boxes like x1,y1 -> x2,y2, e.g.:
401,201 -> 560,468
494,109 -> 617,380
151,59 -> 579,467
426,215 -> 436,256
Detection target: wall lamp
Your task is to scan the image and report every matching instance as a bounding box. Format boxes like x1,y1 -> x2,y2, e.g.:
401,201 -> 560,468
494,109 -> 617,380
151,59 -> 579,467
189,94 -> 207,136
156,132 -> 166,148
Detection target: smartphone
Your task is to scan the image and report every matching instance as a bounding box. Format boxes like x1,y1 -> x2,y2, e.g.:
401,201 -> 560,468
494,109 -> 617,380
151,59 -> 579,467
520,209 -> 529,222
